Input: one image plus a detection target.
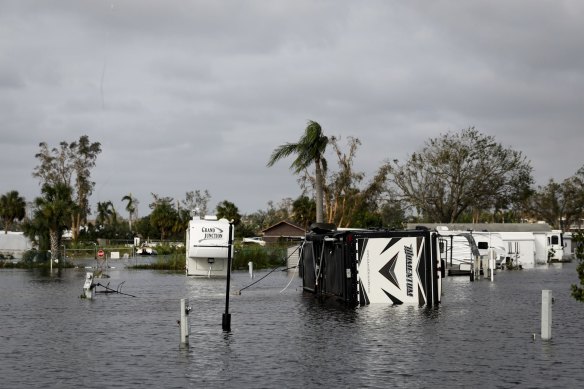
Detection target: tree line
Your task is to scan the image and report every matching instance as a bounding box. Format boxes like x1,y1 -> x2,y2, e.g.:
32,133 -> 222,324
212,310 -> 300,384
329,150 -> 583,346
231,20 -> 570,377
2,126 -> 584,260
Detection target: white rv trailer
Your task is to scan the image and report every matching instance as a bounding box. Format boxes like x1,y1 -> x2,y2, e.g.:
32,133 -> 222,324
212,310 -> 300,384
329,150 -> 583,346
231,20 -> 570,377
436,230 -> 479,270
468,231 -> 507,267
563,232 -> 574,260
435,229 -> 498,278
546,230 -> 564,261
185,216 -> 233,277
409,223 -> 565,269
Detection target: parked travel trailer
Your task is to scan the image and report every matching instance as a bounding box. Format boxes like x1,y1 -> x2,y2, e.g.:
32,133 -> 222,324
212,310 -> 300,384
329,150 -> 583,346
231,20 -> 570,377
437,230 -> 479,269
546,230 -> 564,261
185,216 -> 233,277
300,225 -> 442,307
469,231 -> 507,270
563,232 -> 574,260
497,232 -> 536,268
409,223 -> 564,269
431,228 -> 503,279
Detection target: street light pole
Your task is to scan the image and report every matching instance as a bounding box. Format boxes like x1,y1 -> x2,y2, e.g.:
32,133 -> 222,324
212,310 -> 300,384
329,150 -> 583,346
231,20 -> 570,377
222,221 -> 234,331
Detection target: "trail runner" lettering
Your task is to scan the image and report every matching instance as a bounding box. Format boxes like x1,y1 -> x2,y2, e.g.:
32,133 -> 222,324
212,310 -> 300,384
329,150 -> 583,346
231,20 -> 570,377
404,244 -> 414,296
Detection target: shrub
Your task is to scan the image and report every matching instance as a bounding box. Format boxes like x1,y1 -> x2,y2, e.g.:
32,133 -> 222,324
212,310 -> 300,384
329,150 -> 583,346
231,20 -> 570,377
233,244 -> 288,270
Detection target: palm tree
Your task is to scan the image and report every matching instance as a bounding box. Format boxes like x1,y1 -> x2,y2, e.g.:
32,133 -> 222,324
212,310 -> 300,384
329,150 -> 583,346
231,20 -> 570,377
216,200 -> 242,226
292,195 -> 316,230
122,193 -> 137,231
34,183 -> 75,265
267,120 -> 329,223
96,201 -> 115,228
0,190 -> 26,233
150,199 -> 179,240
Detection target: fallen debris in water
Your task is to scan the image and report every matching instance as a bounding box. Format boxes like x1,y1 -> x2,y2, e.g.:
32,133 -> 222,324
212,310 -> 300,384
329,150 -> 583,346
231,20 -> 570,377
94,281 -> 136,297
81,271 -> 136,299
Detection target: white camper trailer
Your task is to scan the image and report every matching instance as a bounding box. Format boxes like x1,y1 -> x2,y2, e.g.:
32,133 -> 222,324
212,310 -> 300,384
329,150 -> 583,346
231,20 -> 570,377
436,228 -> 502,277
185,216 -> 233,277
471,232 -> 507,268
409,223 -> 564,269
438,232 -> 479,270
546,230 -> 564,261
0,232 -> 34,259
498,232 -> 536,269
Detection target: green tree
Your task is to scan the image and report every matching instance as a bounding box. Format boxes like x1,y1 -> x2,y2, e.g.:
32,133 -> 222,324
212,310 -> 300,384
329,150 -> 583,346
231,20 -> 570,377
0,190 -> 26,233
149,194 -> 179,240
33,183 -> 75,263
267,120 -> 329,223
216,200 -> 242,226
21,212 -> 50,251
122,193 -> 138,231
33,135 -> 101,241
292,195 -> 316,230
323,136 -> 389,228
385,128 -> 533,223
379,200 -> 407,229
571,231 -> 584,302
527,166 -> 584,230
96,201 -> 116,229
240,199 -> 293,237
134,215 -> 159,240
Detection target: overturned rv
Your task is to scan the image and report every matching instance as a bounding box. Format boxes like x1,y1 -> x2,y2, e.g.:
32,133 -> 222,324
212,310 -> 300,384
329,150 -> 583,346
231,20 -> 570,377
300,225 -> 442,307
185,216 -> 233,277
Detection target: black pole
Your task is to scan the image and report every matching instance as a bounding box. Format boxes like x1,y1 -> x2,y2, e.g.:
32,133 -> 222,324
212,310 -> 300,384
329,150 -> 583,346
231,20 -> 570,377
222,222 -> 233,331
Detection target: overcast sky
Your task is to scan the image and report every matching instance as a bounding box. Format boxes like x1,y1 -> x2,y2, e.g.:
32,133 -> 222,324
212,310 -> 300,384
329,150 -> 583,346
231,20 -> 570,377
1,1 -> 583,218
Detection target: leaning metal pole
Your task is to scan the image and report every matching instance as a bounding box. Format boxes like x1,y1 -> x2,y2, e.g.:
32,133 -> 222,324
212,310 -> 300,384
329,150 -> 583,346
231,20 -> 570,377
222,222 -> 234,331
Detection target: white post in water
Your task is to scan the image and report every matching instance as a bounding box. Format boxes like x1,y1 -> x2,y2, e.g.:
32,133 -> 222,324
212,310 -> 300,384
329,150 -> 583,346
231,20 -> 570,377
83,272 -> 95,299
541,290 -> 552,340
180,298 -> 191,346
248,261 -> 254,278
490,248 -> 495,282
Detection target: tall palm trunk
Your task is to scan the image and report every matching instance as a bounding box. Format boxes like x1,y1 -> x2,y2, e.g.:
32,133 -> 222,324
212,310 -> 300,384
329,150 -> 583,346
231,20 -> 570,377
315,158 -> 324,223
49,229 -> 60,270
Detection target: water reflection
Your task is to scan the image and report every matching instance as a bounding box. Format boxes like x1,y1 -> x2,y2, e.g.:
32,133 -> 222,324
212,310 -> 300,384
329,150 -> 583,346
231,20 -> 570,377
1,264 -> 584,388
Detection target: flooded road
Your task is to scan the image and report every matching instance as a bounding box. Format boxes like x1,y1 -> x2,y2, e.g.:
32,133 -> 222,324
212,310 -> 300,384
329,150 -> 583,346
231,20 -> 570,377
1,261 -> 583,388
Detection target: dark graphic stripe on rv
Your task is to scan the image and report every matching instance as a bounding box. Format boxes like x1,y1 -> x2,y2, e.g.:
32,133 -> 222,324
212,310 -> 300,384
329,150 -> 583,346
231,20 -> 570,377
357,238 -> 368,265
379,252 -> 400,289
378,238 -> 403,304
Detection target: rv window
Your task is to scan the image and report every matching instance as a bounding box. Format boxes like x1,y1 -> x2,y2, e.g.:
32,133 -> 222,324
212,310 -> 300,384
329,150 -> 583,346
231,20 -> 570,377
551,236 -> 559,245
477,242 -> 489,250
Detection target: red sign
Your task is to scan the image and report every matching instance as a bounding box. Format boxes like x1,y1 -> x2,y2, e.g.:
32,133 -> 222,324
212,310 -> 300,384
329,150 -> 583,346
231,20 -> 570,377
97,249 -> 105,258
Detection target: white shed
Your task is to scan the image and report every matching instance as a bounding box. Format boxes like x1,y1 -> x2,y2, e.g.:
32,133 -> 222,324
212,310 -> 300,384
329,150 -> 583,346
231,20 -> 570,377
0,232 -> 34,259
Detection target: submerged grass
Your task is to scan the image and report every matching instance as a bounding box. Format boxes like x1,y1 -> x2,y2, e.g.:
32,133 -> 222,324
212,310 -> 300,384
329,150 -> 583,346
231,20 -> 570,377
128,254 -> 186,271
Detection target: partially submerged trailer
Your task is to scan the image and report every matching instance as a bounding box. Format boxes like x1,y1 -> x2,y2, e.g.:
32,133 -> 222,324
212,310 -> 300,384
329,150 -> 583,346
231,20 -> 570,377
410,223 -> 564,269
437,229 -> 504,277
186,216 -> 233,277
300,225 -> 442,307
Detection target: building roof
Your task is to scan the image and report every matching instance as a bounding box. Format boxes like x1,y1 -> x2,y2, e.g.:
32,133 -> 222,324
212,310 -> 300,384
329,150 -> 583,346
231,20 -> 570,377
261,220 -> 305,235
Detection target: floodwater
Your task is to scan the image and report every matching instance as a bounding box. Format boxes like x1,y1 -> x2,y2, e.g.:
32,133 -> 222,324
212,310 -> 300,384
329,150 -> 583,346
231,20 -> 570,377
1,259 -> 583,388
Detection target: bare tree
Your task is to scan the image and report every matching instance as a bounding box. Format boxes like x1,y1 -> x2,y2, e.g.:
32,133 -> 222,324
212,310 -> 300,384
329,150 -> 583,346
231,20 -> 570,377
385,128 -> 533,223
33,135 -> 101,241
